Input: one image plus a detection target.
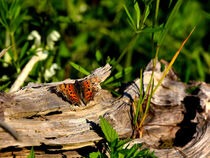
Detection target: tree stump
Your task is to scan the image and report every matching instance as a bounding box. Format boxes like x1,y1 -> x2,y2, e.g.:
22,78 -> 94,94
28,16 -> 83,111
0,61 -> 209,158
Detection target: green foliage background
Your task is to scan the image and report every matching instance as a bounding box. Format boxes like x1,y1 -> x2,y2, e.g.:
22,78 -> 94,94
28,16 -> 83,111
0,0 -> 209,91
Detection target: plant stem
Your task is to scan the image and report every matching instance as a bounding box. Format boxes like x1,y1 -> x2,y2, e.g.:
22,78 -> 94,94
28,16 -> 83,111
113,34 -> 138,71
125,49 -> 133,81
152,0 -> 160,53
152,26 -> 195,96
10,32 -> 17,61
113,2 -> 151,71
139,5 -> 147,30
5,31 -> 10,47
154,0 -> 160,26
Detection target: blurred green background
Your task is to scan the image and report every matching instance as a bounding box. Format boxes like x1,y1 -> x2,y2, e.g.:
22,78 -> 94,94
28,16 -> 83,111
0,0 -> 209,92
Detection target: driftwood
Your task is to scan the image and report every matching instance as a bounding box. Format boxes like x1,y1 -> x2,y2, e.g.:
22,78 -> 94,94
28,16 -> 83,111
0,61 -> 209,158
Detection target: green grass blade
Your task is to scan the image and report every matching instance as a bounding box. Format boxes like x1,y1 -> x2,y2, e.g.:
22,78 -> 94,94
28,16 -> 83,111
145,79 -> 154,114
153,27 -> 195,95
103,82 -> 121,87
139,69 -> 144,119
103,67 -> 132,84
136,49 -> 159,127
139,69 -> 143,101
158,0 -> 183,46
0,81 -> 11,91
113,34 -> 138,71
70,62 -> 90,75
169,0 -> 173,7
123,4 -> 136,30
138,79 -> 154,128
195,54 -> 205,81
138,25 -> 163,33
139,64 -> 154,106
134,1 -> 141,29
19,42 -> 29,60
143,5 -> 150,24
154,0 -> 160,26
127,18 -> 137,31
134,69 -> 143,125
108,89 -> 121,97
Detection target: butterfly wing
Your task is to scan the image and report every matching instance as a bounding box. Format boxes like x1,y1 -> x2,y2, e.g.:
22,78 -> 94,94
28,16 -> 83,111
79,80 -> 95,105
56,83 -> 81,105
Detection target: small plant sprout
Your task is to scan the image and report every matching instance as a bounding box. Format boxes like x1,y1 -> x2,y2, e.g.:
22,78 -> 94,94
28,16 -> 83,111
132,26 -> 196,138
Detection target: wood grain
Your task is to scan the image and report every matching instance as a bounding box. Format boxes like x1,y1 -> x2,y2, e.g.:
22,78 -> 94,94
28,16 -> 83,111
0,62 -> 209,158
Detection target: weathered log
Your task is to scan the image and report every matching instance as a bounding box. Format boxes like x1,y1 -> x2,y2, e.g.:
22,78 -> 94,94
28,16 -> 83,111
0,61 -> 209,158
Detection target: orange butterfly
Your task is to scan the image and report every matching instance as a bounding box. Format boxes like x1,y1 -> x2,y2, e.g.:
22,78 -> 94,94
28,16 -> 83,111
55,78 -> 97,105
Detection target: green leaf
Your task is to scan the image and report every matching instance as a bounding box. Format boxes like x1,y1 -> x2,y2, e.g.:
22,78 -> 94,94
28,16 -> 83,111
195,53 -> 205,81
20,54 -> 34,68
106,56 -> 111,64
89,152 -> 107,158
137,148 -> 157,157
70,62 -> 90,75
110,151 -> 119,158
106,56 -> 116,65
14,6 -> 21,19
0,0 -> 8,11
27,147 -> 35,158
0,81 -> 11,91
19,42 -> 29,60
134,1 -> 141,29
116,139 -> 132,150
59,42 -> 70,58
102,82 -> 121,87
71,33 -> 88,48
109,89 -> 121,97
0,4 -> 9,29
110,138 -> 118,151
143,5 -> 150,24
103,67 -> 132,84
96,50 -> 102,62
126,18 -> 136,31
139,25 -> 163,33
118,152 -> 125,158
123,4 -> 136,30
99,116 -> 118,143
0,59 -> 10,65
158,0 -> 183,46
124,144 -> 139,157
10,11 -> 25,32
169,0 -> 173,7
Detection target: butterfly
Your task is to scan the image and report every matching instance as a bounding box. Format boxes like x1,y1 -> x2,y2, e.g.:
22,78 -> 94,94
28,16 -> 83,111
55,78 -> 97,106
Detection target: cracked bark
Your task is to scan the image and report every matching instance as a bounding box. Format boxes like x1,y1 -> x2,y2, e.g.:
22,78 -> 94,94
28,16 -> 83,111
0,61 -> 209,158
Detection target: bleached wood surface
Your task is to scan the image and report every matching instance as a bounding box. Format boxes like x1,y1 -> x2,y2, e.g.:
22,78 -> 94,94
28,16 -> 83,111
0,61 -> 209,158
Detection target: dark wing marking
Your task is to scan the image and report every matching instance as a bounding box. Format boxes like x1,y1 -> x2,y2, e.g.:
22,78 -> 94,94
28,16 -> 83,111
56,83 -> 81,105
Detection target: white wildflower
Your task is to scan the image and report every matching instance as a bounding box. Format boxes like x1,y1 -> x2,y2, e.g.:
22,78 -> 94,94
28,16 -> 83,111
44,63 -> 60,81
27,30 -> 41,48
47,30 -> 60,50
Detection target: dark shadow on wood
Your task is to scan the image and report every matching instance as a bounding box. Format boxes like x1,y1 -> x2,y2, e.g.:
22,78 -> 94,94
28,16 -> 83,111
174,96 -> 201,147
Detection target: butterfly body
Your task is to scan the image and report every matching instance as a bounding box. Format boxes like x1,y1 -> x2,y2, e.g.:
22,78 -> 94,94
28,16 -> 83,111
56,79 -> 96,106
